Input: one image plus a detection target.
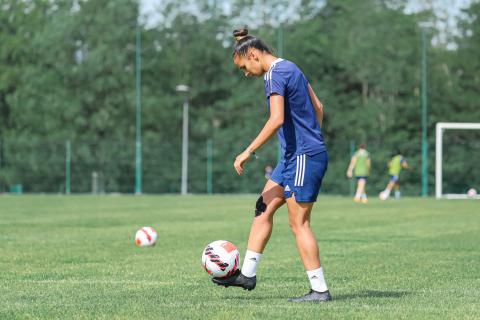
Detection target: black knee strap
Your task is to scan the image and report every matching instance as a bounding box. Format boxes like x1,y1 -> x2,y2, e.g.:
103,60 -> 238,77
255,195 -> 267,217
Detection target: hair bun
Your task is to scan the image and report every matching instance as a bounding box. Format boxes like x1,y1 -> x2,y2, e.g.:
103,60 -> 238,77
233,28 -> 249,41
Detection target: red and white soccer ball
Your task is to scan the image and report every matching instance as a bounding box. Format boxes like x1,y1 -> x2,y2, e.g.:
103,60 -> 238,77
202,240 -> 240,278
135,227 -> 157,247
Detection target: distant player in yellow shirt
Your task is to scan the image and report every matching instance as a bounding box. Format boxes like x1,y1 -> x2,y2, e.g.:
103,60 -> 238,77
346,144 -> 371,203
379,151 -> 409,200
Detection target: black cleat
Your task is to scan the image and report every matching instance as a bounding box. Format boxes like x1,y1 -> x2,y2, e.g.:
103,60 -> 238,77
288,289 -> 332,302
212,269 -> 256,291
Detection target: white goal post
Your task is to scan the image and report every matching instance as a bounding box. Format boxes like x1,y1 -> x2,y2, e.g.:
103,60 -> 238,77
435,122 -> 480,199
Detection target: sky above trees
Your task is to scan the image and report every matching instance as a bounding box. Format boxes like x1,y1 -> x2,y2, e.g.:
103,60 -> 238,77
140,0 -> 474,48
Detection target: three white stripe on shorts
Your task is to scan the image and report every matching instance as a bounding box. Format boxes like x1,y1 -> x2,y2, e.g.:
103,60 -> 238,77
294,154 -> 306,186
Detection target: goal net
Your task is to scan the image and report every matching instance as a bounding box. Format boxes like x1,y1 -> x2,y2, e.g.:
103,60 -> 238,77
435,122 -> 480,199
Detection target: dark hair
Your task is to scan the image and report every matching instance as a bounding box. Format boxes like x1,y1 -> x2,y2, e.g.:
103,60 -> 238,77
359,143 -> 366,149
232,28 -> 272,57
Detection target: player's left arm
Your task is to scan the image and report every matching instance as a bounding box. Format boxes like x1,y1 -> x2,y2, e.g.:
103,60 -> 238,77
234,94 -> 284,175
308,83 -> 324,128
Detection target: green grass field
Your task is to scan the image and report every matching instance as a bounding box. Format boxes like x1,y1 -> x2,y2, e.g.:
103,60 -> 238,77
1,195 -> 479,319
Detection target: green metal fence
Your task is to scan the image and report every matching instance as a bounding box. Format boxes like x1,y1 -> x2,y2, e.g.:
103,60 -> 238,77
0,137 -> 450,196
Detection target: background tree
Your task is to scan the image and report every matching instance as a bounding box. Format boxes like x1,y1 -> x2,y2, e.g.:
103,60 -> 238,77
0,0 -> 478,194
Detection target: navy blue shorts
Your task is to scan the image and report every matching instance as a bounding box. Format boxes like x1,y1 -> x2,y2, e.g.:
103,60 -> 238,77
270,151 -> 328,202
356,176 -> 368,181
389,175 -> 399,182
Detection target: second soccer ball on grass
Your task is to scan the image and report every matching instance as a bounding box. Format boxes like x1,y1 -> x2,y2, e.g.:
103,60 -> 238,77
135,227 -> 158,247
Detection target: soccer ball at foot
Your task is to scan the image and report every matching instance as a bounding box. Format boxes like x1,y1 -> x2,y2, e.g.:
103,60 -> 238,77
379,191 -> 388,200
135,227 -> 157,247
202,240 -> 240,278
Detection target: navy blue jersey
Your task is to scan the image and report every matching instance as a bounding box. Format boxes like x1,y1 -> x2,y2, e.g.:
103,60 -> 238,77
264,59 -> 326,160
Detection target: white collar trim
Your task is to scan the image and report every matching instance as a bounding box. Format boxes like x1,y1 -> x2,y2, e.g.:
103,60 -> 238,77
264,58 -> 284,80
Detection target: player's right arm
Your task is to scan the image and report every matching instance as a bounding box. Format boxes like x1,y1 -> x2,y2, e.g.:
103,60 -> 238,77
308,84 -> 324,128
234,94 -> 284,175
346,156 -> 357,178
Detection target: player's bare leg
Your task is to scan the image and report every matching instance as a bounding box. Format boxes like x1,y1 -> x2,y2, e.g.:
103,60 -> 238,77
287,195 -> 331,302
354,179 -> 367,203
385,181 -> 395,193
247,179 -> 285,252
212,179 -> 285,290
394,182 -> 401,199
380,181 -> 396,200
359,179 -> 368,203
287,196 -> 320,270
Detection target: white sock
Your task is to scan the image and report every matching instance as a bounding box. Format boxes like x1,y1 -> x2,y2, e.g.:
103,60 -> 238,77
395,191 -> 401,199
307,267 -> 328,292
362,193 -> 367,199
241,250 -> 262,277
354,192 -> 361,198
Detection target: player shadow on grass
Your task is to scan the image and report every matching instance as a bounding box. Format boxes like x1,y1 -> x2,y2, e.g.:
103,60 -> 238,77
224,296 -> 283,300
221,290 -> 409,301
335,290 -> 410,300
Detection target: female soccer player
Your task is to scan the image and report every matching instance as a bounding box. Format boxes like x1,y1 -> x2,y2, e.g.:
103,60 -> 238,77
212,29 -> 331,302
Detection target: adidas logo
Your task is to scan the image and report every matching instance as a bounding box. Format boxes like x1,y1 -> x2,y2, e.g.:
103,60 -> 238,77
310,275 -> 318,279
250,257 -> 257,262
285,185 -> 291,191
